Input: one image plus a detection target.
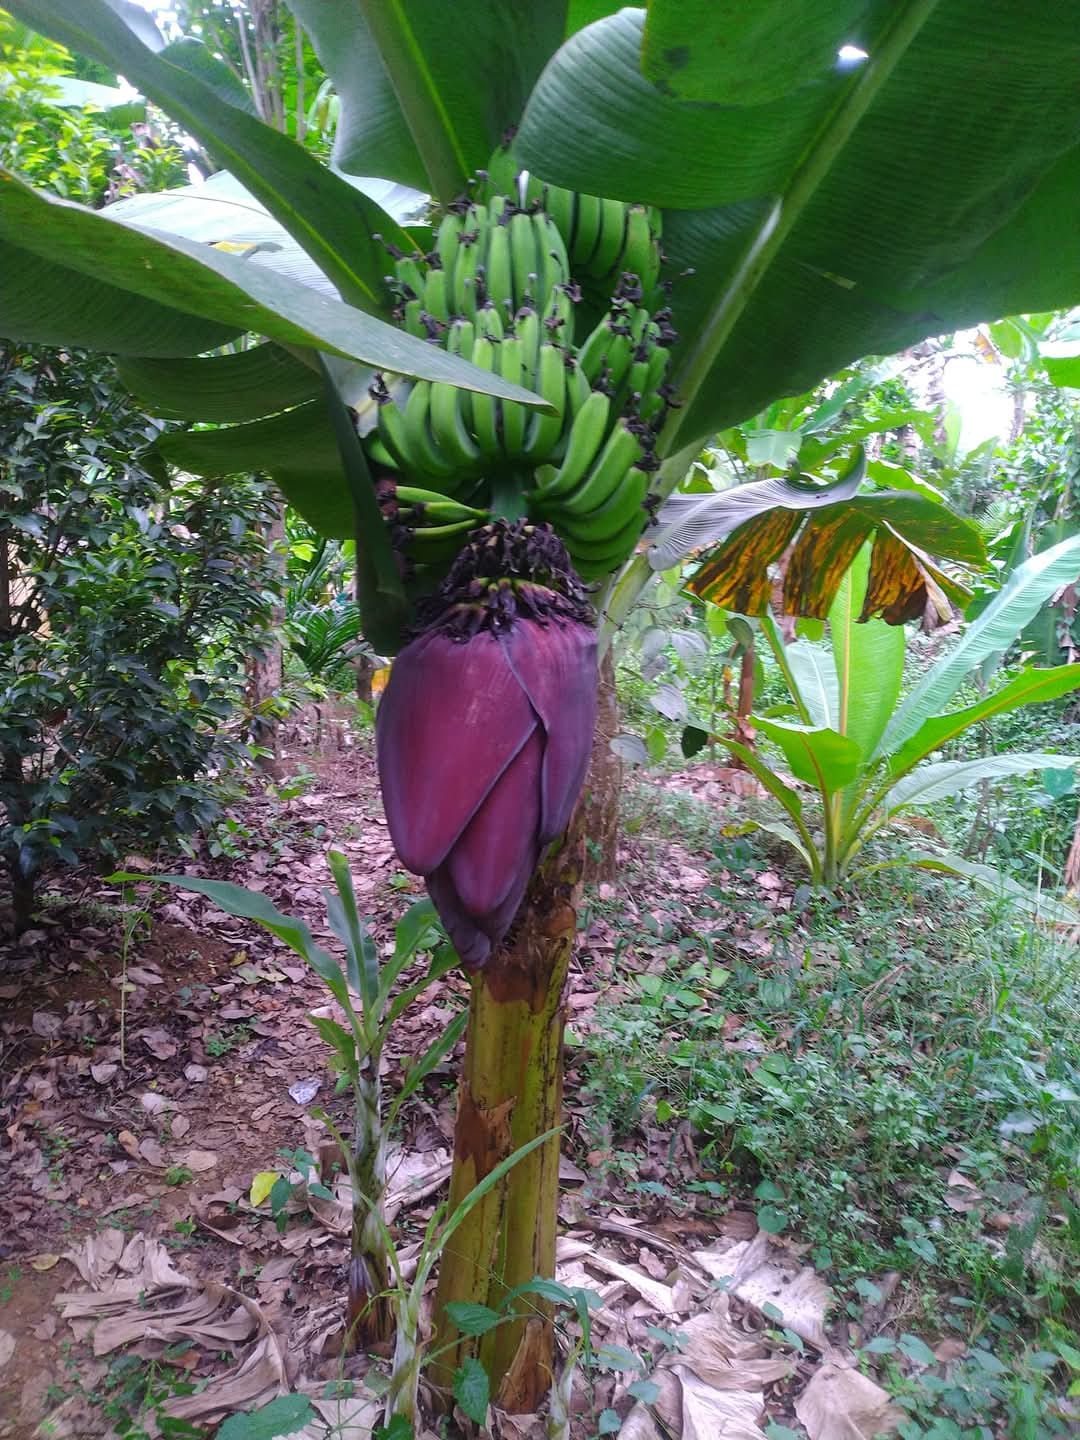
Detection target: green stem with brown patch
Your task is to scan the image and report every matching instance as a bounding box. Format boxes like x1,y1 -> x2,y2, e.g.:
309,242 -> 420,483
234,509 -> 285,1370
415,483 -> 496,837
429,830 -> 582,1410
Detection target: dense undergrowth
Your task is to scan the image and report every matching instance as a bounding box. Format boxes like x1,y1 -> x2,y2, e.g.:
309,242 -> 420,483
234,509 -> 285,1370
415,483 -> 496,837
574,781 -> 1079,1438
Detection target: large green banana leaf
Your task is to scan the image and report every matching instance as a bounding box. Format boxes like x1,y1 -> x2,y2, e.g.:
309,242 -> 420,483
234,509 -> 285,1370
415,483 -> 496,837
515,3 -> 1080,447
879,536 -> 1080,757
883,754 -> 1076,813
102,170 -> 426,301
0,172 -> 543,405
288,0 -> 568,199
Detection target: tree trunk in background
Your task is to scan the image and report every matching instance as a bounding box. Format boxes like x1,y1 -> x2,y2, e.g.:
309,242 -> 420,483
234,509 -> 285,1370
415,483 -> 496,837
248,499 -> 286,765
355,653 -> 376,706
430,829 -> 583,1412
580,646 -> 620,883
1066,807 -> 1080,895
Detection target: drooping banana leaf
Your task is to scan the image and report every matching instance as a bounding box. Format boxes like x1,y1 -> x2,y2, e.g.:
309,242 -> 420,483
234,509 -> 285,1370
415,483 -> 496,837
515,4 -> 1080,448
3,0 -> 413,311
654,464 -> 984,621
115,347 -> 323,425
0,172 -> 545,407
103,170 -> 427,302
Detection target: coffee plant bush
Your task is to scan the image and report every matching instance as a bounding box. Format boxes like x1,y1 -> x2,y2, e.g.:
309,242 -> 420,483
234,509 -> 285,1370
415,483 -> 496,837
0,342 -> 279,925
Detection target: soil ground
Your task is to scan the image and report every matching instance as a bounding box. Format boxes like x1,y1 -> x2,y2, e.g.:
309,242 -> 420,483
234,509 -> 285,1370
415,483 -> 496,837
1,726 -> 1076,1439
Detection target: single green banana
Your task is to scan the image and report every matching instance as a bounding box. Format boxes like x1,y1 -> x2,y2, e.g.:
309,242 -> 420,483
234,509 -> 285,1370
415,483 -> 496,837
468,335 -> 501,459
626,357 -> 651,409
453,234 -> 481,318
395,485 -> 486,515
366,434 -> 398,471
402,383 -> 457,482
528,463 -> 559,495
621,204 -> 661,289
601,326 -> 634,389
535,211 -> 569,302
514,305 -> 541,374
464,201 -> 488,235
474,302 -> 505,342
406,516 -> 478,546
589,197 -> 629,277
486,194 -> 509,226
423,266 -> 450,323
402,298 -> 425,339
445,317 -> 475,357
558,457 -> 649,541
524,343 -> 567,461
400,499 -> 489,529
429,380 -> 483,472
509,211 -> 540,307
377,391 -> 420,473
484,220 -> 513,316
575,315 -> 614,384
558,420 -> 645,518
638,344 -> 670,422
540,283 -> 575,348
564,493 -> 650,573
569,191 -> 602,268
481,145 -> 518,198
540,183 -> 576,254
563,358 -> 592,418
629,305 -> 653,346
645,341 -> 669,392
534,389 -> 611,499
497,334 -> 528,456
435,212 -> 463,278
394,255 -> 426,299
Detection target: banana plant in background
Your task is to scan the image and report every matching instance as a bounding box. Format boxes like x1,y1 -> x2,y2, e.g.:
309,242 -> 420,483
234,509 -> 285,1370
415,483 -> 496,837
138,859 -> 463,1351
717,537 -> 1080,895
283,540 -> 370,729
10,0 -> 1080,1415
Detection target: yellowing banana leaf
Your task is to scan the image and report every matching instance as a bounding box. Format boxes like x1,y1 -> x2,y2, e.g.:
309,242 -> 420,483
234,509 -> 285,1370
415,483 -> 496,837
661,473 -> 984,621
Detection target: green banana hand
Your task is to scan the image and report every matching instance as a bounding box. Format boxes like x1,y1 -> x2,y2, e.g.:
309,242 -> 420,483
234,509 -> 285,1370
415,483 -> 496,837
533,388 -> 611,498
557,420 -> 645,519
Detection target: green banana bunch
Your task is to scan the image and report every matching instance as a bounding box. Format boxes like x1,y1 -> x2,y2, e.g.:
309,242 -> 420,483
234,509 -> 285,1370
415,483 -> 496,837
368,169 -> 675,590
416,202 -> 572,330
479,144 -> 663,295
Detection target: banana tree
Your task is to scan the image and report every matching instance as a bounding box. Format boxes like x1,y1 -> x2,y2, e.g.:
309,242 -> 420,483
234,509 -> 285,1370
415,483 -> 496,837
712,537 -> 1080,888
7,0 -> 1080,1416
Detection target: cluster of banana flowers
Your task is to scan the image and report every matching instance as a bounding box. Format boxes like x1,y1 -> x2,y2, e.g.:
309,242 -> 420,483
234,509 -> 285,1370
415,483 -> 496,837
376,521 -> 597,967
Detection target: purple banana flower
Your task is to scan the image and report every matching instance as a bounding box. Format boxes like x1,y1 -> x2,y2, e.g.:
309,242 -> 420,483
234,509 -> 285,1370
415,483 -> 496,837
376,522 -> 597,968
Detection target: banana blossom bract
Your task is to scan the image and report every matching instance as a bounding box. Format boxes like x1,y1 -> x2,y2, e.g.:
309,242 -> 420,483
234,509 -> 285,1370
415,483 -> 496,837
377,522 -> 597,967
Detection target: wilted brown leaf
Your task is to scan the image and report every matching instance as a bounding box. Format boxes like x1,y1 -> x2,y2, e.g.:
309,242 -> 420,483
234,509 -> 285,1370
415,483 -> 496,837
794,1357 -> 904,1439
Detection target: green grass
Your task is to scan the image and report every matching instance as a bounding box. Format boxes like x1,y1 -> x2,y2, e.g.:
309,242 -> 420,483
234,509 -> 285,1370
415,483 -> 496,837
574,794 -> 1079,1438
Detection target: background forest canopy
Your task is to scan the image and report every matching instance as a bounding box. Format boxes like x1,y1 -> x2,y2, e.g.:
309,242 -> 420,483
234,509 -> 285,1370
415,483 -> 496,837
0,4 -> 1079,1440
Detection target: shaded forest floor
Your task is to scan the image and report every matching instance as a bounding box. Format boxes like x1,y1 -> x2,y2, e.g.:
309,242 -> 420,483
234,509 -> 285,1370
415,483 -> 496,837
1,723 -> 1077,1440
